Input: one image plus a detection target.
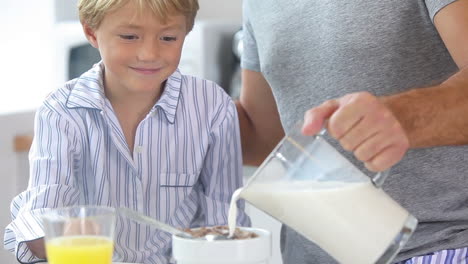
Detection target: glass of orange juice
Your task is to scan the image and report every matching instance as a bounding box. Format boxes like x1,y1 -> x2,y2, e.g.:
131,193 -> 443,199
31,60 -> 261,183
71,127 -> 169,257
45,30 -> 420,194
42,206 -> 116,264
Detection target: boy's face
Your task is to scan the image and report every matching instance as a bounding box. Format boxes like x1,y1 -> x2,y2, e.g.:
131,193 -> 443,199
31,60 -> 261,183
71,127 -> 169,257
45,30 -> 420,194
83,2 -> 187,96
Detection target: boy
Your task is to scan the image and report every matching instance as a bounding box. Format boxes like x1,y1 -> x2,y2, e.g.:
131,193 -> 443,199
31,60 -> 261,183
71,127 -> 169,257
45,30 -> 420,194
4,0 -> 250,263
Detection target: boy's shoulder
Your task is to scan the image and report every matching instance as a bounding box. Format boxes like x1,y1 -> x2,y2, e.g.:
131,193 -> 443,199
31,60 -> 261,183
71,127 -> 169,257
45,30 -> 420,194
178,71 -> 232,102
40,79 -> 80,111
41,63 -> 104,113
176,72 -> 237,125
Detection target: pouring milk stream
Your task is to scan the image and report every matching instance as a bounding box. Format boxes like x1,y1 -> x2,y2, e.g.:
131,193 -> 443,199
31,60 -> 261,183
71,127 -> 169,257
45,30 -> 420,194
228,123 -> 417,264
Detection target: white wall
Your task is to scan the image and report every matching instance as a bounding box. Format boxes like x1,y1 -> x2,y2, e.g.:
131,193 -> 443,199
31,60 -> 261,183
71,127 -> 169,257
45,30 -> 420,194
1,0 -> 55,115
51,0 -> 243,23
198,0 -> 242,22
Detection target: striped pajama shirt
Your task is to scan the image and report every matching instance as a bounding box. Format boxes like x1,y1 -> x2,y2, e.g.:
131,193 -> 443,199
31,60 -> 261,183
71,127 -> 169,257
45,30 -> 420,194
397,248 -> 468,264
4,62 -> 250,264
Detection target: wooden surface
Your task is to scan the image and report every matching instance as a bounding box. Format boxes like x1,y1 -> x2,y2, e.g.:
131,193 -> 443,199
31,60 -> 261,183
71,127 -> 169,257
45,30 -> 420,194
14,134 -> 33,153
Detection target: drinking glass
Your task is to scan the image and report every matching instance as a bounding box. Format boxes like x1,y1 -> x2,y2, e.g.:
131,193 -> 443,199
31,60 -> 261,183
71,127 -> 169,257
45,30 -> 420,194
42,206 -> 116,264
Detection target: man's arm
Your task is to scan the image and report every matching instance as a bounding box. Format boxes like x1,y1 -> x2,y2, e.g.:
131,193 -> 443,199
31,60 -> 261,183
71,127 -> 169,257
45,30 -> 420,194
434,0 -> 468,69
383,0 -> 468,148
235,69 -> 284,166
302,0 -> 468,171
383,67 -> 468,148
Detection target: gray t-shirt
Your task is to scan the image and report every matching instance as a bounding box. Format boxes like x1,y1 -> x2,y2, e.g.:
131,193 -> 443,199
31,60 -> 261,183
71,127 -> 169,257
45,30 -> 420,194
241,0 -> 468,263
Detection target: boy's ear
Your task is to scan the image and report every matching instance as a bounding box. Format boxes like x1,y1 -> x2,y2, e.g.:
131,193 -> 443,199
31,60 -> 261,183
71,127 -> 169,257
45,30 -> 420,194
82,23 -> 99,49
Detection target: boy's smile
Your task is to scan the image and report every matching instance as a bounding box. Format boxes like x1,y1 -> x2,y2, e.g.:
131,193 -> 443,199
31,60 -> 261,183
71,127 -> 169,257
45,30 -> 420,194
130,66 -> 162,75
83,1 -> 187,102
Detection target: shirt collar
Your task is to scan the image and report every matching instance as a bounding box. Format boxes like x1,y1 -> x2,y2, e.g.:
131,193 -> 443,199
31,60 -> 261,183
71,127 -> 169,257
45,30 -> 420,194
66,62 -> 183,124
66,62 -> 107,111
154,69 -> 182,124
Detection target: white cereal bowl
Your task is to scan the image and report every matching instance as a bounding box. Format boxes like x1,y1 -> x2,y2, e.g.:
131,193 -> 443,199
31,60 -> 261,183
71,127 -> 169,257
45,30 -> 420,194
172,227 -> 271,264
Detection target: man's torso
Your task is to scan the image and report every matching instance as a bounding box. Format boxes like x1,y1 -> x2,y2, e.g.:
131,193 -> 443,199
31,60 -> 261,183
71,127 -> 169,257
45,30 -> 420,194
242,0 -> 468,262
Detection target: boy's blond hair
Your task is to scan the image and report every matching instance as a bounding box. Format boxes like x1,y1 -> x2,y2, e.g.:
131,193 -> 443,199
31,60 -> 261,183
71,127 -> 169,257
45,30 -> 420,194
78,0 -> 199,32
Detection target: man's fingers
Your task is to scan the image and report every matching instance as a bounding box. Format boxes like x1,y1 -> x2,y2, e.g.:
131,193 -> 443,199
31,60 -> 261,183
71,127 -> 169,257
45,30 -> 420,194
302,100 -> 339,135
359,128 -> 409,172
364,143 -> 408,172
338,110 -> 394,152
302,92 -> 409,172
328,92 -> 378,139
353,124 -> 402,160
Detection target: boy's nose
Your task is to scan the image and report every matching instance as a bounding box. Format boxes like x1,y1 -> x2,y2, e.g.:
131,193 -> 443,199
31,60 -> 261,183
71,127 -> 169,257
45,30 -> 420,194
137,39 -> 160,61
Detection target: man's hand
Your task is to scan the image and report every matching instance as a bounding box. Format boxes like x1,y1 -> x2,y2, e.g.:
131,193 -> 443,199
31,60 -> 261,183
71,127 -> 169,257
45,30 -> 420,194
302,92 -> 409,172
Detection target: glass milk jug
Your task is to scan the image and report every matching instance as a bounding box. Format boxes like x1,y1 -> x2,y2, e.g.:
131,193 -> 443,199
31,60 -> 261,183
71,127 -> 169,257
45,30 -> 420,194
239,123 -> 417,264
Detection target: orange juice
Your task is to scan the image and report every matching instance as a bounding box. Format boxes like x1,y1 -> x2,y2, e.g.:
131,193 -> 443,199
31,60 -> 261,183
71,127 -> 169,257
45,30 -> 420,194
45,235 -> 113,264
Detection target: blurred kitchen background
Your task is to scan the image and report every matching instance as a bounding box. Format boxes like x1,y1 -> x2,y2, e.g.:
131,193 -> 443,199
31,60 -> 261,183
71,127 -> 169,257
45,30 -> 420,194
0,0 -> 281,263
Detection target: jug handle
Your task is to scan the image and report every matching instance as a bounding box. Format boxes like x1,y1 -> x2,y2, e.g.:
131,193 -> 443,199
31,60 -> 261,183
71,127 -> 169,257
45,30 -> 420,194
371,170 -> 389,188
317,128 -> 389,188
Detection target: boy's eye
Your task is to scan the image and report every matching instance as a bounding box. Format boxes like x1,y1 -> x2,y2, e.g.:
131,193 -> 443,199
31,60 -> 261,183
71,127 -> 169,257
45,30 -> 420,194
119,35 -> 138,40
161,36 -> 177,42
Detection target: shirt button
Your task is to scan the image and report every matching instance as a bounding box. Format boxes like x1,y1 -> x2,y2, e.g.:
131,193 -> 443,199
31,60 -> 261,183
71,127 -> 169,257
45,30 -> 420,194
135,146 -> 143,153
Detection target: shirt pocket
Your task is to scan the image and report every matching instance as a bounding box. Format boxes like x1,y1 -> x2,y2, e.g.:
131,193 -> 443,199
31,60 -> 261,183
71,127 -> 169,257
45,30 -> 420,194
159,172 -> 198,187
158,173 -> 199,223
